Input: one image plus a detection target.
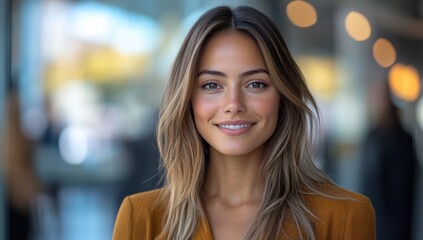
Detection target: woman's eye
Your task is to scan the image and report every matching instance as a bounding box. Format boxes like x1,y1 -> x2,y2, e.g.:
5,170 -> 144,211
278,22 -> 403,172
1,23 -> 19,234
202,82 -> 220,90
247,81 -> 267,89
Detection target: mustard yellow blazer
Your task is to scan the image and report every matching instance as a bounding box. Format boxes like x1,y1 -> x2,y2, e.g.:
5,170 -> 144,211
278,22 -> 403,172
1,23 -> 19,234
112,183 -> 375,239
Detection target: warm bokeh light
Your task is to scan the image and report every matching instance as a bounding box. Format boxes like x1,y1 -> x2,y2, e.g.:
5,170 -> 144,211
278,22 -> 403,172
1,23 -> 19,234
44,49 -> 150,94
286,0 -> 317,28
345,11 -> 371,41
42,1 -> 161,94
388,63 -> 421,102
373,38 -> 396,68
296,56 -> 336,99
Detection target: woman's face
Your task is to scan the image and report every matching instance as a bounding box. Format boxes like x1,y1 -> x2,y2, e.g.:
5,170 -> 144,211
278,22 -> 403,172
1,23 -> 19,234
191,32 -> 280,157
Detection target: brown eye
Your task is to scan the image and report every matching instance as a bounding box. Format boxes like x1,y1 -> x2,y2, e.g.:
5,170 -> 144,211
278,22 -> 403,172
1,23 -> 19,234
247,81 -> 267,89
202,81 -> 221,91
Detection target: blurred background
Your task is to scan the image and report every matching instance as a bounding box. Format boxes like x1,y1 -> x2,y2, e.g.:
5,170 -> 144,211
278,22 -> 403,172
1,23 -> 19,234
0,0 -> 422,239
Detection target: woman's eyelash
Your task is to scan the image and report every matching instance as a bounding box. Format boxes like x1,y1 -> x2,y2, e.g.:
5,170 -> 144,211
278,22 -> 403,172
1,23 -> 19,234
201,81 -> 220,90
247,81 -> 268,88
200,80 -> 268,90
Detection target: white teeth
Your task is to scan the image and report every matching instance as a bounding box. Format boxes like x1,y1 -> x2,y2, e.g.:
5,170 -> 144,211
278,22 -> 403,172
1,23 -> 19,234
219,124 -> 251,129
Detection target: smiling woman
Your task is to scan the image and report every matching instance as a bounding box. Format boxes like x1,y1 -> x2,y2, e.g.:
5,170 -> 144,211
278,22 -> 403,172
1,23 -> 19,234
112,6 -> 376,240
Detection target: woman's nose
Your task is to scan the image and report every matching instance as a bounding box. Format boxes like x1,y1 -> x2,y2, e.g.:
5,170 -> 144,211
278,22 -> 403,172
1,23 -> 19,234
223,87 -> 246,114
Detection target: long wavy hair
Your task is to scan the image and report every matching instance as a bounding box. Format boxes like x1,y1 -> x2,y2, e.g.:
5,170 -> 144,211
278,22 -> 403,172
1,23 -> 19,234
157,6 -> 333,240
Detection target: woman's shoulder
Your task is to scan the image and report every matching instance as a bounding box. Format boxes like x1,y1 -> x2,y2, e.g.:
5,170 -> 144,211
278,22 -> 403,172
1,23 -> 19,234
304,182 -> 373,212
125,188 -> 167,208
311,182 -> 369,201
112,188 -> 167,240
121,188 -> 168,221
303,182 -> 376,239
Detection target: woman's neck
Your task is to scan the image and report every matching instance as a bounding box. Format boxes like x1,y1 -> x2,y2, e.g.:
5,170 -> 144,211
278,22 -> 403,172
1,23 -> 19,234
203,148 -> 264,206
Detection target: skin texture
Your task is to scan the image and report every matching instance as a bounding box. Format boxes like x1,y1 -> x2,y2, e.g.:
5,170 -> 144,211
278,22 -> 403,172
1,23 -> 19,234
191,32 -> 281,240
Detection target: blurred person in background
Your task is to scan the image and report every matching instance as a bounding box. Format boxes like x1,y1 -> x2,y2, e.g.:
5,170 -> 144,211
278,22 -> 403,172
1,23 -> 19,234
113,6 -> 375,240
360,79 -> 417,240
3,87 -> 43,240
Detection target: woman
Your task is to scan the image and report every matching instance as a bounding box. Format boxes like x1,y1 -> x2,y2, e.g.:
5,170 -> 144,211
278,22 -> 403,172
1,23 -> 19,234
113,6 -> 375,240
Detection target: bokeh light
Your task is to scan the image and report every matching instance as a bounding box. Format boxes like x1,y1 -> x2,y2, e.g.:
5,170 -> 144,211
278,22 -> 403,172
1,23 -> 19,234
388,63 -> 421,102
286,0 -> 317,28
69,1 -> 161,54
296,56 -> 336,99
42,1 -> 162,93
345,11 -> 371,41
59,125 -> 89,165
373,38 -> 396,68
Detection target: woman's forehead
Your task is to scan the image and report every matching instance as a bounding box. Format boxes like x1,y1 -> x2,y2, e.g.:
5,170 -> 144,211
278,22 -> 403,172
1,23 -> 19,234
197,32 -> 267,72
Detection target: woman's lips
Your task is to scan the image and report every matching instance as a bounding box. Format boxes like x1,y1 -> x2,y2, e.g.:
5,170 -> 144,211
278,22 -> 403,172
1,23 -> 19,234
215,121 -> 256,136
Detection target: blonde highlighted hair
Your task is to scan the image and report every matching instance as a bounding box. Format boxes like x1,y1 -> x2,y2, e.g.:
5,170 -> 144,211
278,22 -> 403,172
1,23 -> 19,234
157,6 -> 333,240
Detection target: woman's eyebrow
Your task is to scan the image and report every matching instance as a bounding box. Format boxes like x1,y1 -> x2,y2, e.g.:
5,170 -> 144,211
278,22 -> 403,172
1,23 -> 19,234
197,69 -> 269,78
239,69 -> 269,78
197,70 -> 226,77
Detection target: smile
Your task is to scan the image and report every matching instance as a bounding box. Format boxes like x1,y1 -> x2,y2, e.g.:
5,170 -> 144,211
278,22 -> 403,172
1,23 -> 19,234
218,124 -> 252,129
215,121 -> 256,136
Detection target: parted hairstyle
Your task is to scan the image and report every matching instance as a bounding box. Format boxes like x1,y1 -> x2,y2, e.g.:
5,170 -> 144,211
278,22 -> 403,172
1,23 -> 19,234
157,5 -> 333,240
